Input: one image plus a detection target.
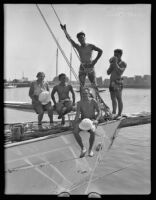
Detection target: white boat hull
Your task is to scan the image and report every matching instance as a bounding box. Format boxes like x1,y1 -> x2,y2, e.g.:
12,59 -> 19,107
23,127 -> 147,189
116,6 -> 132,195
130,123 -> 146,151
5,120 -> 121,194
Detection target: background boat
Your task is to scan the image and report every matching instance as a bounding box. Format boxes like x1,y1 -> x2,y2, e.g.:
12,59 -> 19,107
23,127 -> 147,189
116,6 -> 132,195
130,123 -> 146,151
75,89 -> 106,93
5,84 -> 17,89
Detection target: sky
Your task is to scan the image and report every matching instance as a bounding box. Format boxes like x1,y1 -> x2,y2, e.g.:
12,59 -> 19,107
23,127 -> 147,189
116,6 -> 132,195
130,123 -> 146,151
4,4 -> 151,81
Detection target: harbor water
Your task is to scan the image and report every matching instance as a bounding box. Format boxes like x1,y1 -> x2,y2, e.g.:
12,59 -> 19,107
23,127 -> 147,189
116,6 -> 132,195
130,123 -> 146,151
4,87 -> 151,194
4,87 -> 150,123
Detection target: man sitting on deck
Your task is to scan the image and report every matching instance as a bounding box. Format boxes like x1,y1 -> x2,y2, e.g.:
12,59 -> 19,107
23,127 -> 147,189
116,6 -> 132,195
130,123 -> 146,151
51,73 -> 75,125
73,88 -> 101,158
29,72 -> 53,126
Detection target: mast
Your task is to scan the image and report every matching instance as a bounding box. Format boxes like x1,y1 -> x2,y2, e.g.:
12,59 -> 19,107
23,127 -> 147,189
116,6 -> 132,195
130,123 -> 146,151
56,48 -> 58,76
69,44 -> 72,82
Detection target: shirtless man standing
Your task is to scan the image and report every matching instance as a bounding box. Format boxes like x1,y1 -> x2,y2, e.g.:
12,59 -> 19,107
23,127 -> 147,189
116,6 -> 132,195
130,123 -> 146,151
73,88 -> 101,158
61,24 -> 103,91
107,49 -> 127,119
51,73 -> 75,124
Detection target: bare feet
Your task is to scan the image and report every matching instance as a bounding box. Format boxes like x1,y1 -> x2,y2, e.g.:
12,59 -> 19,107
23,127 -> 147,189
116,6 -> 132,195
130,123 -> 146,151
80,147 -> 87,158
113,114 -> 122,120
88,150 -> 94,157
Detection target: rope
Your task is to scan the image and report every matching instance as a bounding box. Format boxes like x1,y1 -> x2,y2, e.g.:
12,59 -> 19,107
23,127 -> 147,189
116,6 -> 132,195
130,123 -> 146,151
36,4 -> 79,82
84,123 -> 120,194
50,4 -> 82,64
84,134 -> 106,194
69,157 -> 150,193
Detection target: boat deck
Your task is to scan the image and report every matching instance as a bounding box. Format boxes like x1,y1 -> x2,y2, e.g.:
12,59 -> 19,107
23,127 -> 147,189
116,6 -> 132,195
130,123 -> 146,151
4,111 -> 151,145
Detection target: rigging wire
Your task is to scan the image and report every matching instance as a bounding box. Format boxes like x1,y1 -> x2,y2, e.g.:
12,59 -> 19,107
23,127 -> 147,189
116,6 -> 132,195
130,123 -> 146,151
36,4 -> 79,82
69,157 -> 150,193
84,121 -> 121,194
50,4 -> 82,64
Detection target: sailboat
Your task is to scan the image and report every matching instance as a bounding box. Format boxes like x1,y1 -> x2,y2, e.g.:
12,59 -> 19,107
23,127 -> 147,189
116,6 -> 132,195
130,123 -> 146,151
4,5 -> 151,195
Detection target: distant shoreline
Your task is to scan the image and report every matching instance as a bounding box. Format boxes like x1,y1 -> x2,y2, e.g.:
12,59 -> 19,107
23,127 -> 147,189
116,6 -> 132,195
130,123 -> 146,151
102,86 -> 151,89
4,85 -> 151,89
4,81 -> 151,89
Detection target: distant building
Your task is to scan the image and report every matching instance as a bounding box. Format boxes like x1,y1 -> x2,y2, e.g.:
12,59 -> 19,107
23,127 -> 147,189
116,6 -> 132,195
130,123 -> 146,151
17,77 -> 29,82
143,74 -> 151,87
22,77 -> 28,82
143,75 -> 150,80
103,78 -> 110,87
127,77 -> 135,86
122,76 -> 128,85
49,74 -> 151,88
96,77 -> 103,86
134,75 -> 142,86
103,75 -> 151,88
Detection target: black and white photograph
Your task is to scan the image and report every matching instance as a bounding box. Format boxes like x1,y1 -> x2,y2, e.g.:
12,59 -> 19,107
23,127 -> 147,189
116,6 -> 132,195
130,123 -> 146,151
4,4 -> 151,195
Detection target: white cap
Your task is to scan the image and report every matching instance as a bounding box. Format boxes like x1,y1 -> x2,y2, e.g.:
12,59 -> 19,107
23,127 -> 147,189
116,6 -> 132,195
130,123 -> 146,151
39,91 -> 51,105
79,118 -> 95,131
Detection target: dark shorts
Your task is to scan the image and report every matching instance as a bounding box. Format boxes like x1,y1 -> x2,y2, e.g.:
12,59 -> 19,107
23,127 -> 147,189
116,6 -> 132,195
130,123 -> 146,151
79,64 -> 96,84
32,101 -> 52,114
109,79 -> 123,92
56,100 -> 73,112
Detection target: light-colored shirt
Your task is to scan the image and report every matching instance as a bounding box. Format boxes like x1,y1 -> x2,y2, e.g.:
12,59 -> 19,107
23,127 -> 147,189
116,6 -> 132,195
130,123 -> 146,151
29,80 -> 49,99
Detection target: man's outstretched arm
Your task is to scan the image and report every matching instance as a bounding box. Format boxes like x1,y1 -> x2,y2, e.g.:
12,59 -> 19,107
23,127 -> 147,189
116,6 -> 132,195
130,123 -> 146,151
60,24 -> 78,48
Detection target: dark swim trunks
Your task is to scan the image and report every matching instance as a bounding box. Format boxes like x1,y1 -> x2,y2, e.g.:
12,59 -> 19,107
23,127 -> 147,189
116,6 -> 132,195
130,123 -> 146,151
32,101 -> 52,114
79,63 -> 96,84
109,78 -> 123,92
